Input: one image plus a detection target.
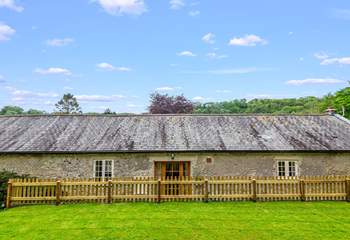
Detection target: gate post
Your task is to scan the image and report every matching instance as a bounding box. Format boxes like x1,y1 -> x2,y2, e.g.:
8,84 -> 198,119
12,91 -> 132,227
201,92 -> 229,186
346,178 -> 350,202
157,178 -> 161,203
6,180 -> 13,208
252,179 -> 257,202
204,179 -> 209,203
300,179 -> 306,201
108,180 -> 112,204
56,180 -> 61,206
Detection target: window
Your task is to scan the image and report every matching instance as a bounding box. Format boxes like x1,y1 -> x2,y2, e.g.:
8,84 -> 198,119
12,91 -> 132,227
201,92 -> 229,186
94,160 -> 113,179
277,161 -> 298,177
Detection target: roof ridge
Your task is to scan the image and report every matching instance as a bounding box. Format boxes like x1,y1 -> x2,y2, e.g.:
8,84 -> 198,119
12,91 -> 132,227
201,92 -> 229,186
0,113 -> 329,118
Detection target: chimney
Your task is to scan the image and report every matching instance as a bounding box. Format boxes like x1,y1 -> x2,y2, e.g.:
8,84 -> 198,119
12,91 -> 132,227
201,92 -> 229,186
325,107 -> 336,115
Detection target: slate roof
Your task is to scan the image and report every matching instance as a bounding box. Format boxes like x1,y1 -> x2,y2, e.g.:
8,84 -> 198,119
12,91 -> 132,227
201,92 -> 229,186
0,114 -> 349,153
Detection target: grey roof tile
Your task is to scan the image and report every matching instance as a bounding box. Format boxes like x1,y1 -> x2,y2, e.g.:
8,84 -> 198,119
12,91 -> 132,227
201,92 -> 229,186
0,114 -> 349,152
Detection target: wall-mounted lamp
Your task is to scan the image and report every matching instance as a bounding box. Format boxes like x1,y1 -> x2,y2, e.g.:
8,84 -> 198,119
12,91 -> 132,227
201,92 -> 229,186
171,153 -> 175,160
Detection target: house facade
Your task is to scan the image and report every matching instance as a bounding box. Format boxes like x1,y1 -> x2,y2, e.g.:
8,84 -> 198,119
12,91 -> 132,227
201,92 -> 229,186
0,114 -> 349,179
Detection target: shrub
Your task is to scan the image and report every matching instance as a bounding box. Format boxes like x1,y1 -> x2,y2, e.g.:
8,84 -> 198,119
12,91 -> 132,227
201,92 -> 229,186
0,170 -> 29,208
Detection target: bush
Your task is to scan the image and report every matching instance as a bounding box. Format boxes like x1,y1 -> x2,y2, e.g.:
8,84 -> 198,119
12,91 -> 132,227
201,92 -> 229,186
0,170 -> 29,208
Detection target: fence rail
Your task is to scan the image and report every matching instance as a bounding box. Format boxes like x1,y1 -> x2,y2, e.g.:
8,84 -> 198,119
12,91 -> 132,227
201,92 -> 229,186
6,176 -> 350,207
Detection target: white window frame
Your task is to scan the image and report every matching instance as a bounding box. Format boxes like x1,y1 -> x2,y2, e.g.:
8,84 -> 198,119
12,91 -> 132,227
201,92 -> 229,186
93,160 -> 114,179
276,160 -> 299,177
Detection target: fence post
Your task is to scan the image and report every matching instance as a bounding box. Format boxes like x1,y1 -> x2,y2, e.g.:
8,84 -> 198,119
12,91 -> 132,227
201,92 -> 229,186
6,180 -> 13,208
252,179 -> 257,202
56,180 -> 61,206
108,180 -> 112,204
204,179 -> 209,203
157,178 -> 161,203
300,179 -> 305,201
346,178 -> 350,202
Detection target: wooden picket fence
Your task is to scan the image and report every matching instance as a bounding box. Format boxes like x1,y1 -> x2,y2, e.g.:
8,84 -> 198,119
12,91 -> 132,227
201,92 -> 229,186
6,176 -> 350,208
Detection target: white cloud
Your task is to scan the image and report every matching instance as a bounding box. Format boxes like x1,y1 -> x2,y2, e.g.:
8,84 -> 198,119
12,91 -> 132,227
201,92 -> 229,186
320,57 -> 350,65
286,78 -> 346,86
192,96 -> 205,101
96,0 -> 147,16
76,94 -> 125,102
314,52 -> 350,65
229,34 -> 267,47
206,52 -> 228,59
0,0 -> 23,12
5,87 -> 59,102
96,62 -> 132,72
155,86 -> 174,91
288,31 -> 293,35
332,9 -> 350,20
177,50 -> 196,57
215,90 -> 232,93
188,10 -> 200,16
202,33 -> 215,44
155,86 -> 182,92
247,94 -> 274,99
34,67 -> 72,75
46,38 -> 74,47
0,22 -> 15,41
314,52 -> 329,60
190,1 -> 199,6
0,75 -> 5,83
127,103 -> 141,108
184,67 -> 273,75
63,86 -> 74,91
170,0 -> 185,10
208,67 -> 258,75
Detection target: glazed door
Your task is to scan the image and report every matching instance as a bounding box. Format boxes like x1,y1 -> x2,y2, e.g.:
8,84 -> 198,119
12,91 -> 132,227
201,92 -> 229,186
154,161 -> 191,195
154,161 -> 190,179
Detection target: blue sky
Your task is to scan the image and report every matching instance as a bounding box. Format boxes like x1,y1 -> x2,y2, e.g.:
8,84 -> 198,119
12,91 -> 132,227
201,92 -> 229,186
0,0 -> 349,113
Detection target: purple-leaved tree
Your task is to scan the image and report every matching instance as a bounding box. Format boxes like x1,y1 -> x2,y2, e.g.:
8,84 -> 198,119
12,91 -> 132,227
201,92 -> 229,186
148,93 -> 194,114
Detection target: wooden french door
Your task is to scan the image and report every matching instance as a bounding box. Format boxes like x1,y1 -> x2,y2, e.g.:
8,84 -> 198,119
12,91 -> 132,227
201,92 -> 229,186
154,161 -> 191,195
154,161 -> 190,179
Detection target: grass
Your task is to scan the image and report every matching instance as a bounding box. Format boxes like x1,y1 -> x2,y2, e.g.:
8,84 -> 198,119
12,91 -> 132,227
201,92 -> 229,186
0,202 -> 350,240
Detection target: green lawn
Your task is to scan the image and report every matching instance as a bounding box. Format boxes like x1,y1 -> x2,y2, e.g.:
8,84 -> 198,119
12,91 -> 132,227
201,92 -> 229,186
0,202 -> 349,240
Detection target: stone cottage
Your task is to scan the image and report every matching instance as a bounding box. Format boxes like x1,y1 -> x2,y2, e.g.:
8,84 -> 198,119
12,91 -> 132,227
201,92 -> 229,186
0,114 -> 349,178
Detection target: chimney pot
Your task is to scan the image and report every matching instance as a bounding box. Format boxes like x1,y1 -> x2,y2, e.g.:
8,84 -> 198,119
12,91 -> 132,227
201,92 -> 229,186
325,107 -> 336,115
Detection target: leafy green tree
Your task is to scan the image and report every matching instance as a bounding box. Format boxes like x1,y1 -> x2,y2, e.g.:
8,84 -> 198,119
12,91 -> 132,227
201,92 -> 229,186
54,93 -> 82,114
195,97 -> 324,114
26,109 -> 45,115
0,105 -> 24,115
333,87 -> 350,118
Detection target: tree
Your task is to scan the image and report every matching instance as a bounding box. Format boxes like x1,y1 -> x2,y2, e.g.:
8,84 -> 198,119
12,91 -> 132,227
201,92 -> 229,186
26,109 -> 45,115
148,93 -> 194,114
0,105 -> 24,115
54,93 -> 82,114
333,87 -> 350,118
103,108 -> 115,115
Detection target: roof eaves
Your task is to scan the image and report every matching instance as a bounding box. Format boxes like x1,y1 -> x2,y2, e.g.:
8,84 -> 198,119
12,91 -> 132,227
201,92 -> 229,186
1,149 -> 350,154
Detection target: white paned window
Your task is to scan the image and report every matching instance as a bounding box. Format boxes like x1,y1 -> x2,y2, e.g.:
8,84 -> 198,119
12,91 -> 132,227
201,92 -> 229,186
277,161 -> 299,177
94,160 -> 113,179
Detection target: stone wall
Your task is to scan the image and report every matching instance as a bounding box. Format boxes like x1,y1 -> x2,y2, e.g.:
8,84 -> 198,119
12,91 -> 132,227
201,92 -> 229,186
0,152 -> 349,178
